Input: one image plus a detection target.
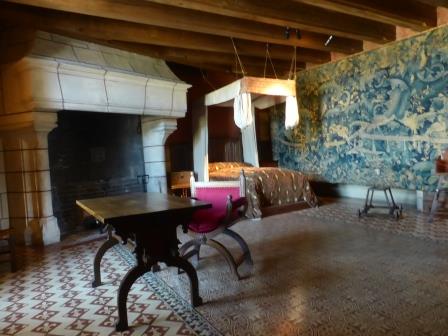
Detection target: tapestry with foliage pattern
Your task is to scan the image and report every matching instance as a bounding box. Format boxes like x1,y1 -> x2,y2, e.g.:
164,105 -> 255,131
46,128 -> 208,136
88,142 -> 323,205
271,25 -> 448,191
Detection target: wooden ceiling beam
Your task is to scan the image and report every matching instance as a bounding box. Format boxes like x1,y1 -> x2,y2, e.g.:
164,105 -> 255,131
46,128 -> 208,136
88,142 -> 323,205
415,0 -> 448,7
5,0 -> 362,53
172,62 -> 291,79
0,26 -> 35,64
44,28 -> 300,78
145,0 -> 396,43
291,0 -> 437,31
105,41 -> 302,73
0,3 -> 330,64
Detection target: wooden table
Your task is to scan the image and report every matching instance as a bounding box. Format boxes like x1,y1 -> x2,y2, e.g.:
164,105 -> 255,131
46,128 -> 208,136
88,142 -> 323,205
76,192 -> 211,331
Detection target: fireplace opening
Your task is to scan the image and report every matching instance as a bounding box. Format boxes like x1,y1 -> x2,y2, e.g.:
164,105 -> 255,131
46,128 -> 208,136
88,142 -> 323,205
48,111 -> 145,236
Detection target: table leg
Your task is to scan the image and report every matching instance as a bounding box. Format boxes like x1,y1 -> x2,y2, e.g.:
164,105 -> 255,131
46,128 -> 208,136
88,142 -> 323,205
115,256 -> 202,332
92,227 -> 119,287
165,256 -> 203,307
115,264 -> 151,332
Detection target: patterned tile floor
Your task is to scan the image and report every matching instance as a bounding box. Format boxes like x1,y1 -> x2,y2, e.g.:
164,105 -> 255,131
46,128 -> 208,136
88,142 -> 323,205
159,199 -> 448,335
0,240 -> 203,335
1,198 -> 448,335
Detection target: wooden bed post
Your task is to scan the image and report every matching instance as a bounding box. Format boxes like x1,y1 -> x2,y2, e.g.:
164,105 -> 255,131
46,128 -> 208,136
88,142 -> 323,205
239,169 -> 246,197
192,98 -> 209,182
190,172 -> 196,198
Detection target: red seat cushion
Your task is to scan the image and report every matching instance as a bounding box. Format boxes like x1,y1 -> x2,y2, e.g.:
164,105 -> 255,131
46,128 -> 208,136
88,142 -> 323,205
188,207 -> 226,233
188,186 -> 242,233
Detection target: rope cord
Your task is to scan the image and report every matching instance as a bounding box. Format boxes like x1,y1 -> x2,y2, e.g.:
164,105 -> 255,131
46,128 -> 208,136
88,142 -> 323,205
266,47 -> 277,79
19,140 -> 28,228
263,43 -> 269,78
288,46 -> 297,80
170,83 -> 176,114
103,70 -> 110,112
294,46 -> 297,79
235,51 -> 240,79
200,68 -> 216,90
230,37 -> 246,76
143,77 -> 149,114
56,63 -> 65,110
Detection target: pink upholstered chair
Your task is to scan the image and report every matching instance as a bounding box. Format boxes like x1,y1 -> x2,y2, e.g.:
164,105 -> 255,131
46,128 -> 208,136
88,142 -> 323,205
429,148 -> 448,222
179,173 -> 252,280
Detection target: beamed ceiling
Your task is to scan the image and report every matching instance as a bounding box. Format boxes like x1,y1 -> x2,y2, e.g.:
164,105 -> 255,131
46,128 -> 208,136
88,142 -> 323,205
0,0 -> 447,78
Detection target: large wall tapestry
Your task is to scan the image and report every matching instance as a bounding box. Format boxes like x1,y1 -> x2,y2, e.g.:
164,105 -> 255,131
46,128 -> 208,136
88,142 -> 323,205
272,25 -> 448,191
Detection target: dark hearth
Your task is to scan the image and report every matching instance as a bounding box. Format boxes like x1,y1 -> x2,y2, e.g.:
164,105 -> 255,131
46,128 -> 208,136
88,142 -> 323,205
48,111 -> 145,236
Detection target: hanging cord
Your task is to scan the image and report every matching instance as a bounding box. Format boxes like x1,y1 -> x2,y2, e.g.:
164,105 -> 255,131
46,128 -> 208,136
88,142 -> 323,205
103,70 -> 110,112
56,63 -> 65,110
294,46 -> 297,79
200,68 -> 215,90
230,37 -> 246,76
170,83 -> 176,115
143,77 -> 149,113
266,46 -> 278,79
234,52 -> 238,79
288,46 -> 297,80
19,140 -> 28,230
263,43 -> 269,78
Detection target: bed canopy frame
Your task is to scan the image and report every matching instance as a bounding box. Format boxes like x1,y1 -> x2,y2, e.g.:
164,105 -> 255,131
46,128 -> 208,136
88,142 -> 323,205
192,76 -> 299,181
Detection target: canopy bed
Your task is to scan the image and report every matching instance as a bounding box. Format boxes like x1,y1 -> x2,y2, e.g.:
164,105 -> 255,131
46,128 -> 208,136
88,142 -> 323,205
192,76 -> 318,218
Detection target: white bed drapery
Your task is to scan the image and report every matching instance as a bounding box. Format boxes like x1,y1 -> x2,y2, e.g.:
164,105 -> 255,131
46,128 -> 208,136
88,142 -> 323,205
285,95 -> 300,129
194,76 -> 298,181
233,93 -> 253,129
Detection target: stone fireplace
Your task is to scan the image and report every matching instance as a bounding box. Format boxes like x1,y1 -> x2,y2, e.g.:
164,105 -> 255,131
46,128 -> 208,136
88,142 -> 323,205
0,32 -> 190,245
48,111 -> 145,236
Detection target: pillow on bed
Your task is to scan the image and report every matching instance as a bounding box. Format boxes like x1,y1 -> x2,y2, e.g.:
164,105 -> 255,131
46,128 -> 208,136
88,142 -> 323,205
208,162 -> 252,172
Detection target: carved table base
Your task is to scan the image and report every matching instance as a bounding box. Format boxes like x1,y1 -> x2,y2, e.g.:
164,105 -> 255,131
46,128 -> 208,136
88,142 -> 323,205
76,192 -> 211,332
114,218 -> 203,331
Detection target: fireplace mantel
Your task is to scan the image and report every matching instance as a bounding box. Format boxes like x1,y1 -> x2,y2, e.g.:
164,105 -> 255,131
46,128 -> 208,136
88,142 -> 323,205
0,32 -> 191,245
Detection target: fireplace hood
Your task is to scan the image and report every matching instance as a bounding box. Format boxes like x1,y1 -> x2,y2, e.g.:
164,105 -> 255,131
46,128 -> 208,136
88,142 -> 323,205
0,32 -> 191,245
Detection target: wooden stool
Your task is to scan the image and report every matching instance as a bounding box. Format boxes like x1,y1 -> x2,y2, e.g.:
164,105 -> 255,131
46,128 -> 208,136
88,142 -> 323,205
0,229 -> 17,272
